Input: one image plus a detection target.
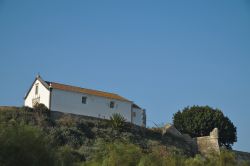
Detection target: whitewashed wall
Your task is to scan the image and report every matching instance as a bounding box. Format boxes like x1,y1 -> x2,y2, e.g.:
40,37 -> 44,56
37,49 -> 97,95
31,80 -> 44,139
132,107 -> 144,126
24,80 -> 50,108
24,78 -> 145,126
50,89 -> 132,122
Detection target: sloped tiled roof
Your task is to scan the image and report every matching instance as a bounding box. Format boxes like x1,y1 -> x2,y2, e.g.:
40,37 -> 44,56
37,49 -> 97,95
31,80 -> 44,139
46,81 -> 131,102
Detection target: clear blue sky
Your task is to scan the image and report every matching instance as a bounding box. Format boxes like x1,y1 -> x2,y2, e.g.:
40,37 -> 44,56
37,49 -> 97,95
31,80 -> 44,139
0,0 -> 250,152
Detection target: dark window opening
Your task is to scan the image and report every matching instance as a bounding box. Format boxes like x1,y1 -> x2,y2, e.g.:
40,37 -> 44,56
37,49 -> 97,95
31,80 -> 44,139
82,96 -> 87,104
110,101 -> 115,108
35,84 -> 38,95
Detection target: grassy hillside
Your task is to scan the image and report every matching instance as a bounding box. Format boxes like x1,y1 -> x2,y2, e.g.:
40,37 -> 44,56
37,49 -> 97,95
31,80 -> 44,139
0,106 -> 249,166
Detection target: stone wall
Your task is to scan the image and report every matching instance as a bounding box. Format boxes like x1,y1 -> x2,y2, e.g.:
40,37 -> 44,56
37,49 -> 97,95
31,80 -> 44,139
195,128 -> 220,156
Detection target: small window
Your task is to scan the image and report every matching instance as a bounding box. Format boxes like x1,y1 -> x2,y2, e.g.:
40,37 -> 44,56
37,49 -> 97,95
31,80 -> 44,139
132,112 -> 136,117
82,96 -> 87,104
110,101 -> 115,108
35,84 -> 39,95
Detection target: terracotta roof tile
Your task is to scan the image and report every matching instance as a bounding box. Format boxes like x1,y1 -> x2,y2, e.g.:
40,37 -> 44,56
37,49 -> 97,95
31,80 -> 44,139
46,81 -> 131,102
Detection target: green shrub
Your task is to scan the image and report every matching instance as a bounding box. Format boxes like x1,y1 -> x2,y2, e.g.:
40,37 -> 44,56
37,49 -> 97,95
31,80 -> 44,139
184,155 -> 206,166
57,115 -> 76,127
240,160 -> 250,166
110,113 -> 126,131
55,146 -> 85,166
138,154 -> 161,166
21,106 -> 33,112
219,149 -> 237,166
76,121 -> 95,139
149,127 -> 163,135
0,123 -> 55,166
33,103 -> 50,115
85,141 -> 142,166
0,107 -> 56,128
49,127 -> 86,148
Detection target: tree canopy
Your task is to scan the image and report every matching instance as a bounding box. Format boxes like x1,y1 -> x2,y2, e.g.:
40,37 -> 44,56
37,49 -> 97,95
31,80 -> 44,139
173,105 -> 237,149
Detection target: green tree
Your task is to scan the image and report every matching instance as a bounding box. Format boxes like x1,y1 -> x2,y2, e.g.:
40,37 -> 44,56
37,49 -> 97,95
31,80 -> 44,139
173,105 -> 237,149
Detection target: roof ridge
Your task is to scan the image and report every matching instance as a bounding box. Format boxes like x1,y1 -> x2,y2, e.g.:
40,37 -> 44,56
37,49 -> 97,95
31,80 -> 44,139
46,80 -> 131,102
47,81 -> 120,95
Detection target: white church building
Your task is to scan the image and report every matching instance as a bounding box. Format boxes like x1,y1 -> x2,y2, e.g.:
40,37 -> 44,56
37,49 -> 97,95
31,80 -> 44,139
24,75 -> 146,127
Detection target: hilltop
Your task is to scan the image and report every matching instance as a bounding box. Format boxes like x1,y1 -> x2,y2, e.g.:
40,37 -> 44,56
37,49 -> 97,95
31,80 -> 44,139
0,106 -> 249,166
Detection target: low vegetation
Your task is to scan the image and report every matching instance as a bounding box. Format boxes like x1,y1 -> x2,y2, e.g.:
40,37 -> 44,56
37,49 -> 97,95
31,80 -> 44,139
109,113 -> 126,131
0,105 -> 249,166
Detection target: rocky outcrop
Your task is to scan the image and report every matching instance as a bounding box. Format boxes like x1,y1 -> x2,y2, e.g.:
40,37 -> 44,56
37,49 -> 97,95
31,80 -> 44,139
162,124 -> 220,156
162,124 -> 183,137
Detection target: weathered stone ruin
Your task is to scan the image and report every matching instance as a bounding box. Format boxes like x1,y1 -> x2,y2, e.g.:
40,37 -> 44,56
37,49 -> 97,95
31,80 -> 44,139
162,124 -> 220,156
